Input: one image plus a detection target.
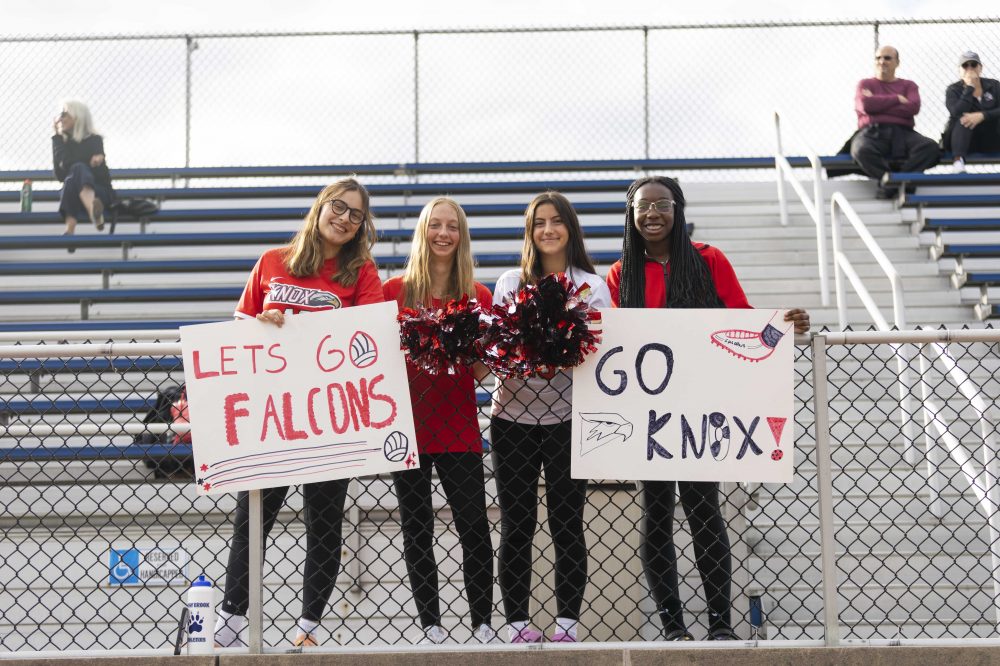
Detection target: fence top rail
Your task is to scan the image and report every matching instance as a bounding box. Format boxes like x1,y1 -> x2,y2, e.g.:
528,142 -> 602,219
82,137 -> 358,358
0,156 -> 843,183
819,328 -> 1000,345
4,17 -> 999,42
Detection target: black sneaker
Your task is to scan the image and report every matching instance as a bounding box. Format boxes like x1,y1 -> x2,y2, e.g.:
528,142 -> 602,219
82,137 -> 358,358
707,627 -> 740,641
664,629 -> 694,641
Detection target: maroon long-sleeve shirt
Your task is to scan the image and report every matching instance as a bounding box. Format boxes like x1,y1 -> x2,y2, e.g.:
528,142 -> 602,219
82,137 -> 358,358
855,77 -> 921,129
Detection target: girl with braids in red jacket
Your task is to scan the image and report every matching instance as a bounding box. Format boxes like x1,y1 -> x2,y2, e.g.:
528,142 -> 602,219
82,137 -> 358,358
606,175 -> 809,641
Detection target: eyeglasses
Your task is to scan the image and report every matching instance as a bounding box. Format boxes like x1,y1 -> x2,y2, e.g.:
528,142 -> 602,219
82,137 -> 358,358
325,198 -> 365,225
962,61 -> 981,69
634,199 -> 675,214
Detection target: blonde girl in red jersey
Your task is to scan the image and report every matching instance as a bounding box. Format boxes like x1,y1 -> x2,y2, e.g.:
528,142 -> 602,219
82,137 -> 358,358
382,197 -> 496,644
215,177 -> 383,648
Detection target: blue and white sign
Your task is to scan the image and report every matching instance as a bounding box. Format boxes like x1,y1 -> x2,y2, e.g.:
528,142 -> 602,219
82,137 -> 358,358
108,545 -> 191,587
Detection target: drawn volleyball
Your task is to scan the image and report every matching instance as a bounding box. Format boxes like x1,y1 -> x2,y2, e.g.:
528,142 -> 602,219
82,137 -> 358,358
383,431 -> 410,462
350,330 -> 379,368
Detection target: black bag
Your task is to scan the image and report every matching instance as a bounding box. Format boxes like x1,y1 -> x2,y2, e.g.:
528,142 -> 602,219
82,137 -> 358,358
136,383 -> 194,480
109,197 -> 160,233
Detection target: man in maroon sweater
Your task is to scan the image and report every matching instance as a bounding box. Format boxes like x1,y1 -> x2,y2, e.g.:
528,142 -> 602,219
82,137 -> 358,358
849,45 -> 940,198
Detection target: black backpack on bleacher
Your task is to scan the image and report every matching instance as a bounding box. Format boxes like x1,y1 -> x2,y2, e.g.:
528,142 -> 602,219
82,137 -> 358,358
135,383 -> 194,480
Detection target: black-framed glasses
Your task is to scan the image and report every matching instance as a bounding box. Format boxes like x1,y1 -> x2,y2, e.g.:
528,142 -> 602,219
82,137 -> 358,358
634,199 -> 675,214
962,61 -> 981,69
325,198 -> 365,225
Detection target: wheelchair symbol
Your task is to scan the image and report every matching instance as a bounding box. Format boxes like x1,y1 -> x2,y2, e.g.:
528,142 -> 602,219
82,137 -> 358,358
112,553 -> 133,581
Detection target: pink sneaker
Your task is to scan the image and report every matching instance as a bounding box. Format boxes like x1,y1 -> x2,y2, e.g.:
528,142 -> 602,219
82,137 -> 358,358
549,630 -> 577,642
510,627 -> 543,643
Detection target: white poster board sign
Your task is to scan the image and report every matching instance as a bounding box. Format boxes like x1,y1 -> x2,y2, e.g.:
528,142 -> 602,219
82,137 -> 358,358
180,301 -> 417,495
572,308 -> 794,483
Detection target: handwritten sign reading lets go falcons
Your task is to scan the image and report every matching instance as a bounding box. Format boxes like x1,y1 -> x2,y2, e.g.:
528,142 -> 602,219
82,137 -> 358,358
180,302 -> 417,495
571,308 -> 795,483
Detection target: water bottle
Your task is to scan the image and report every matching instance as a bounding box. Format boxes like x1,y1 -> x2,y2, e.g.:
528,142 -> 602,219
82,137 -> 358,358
19,179 -> 32,213
186,574 -> 216,654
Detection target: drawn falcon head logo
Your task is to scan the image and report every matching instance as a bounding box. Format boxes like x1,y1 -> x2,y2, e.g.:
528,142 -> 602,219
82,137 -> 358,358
579,412 -> 634,457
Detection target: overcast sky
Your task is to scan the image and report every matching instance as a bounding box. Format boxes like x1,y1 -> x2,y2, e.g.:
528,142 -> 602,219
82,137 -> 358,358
2,0 -> 973,36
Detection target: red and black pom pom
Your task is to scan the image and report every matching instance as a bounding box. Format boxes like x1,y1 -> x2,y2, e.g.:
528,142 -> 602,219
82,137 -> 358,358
478,272 -> 602,379
397,295 -> 487,375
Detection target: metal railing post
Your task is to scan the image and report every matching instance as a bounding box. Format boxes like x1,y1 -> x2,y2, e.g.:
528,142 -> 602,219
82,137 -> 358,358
811,333 -> 840,646
774,112 -> 790,228
248,489 -> 264,654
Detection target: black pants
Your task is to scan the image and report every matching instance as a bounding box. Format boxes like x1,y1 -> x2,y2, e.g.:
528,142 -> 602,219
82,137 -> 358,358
220,479 -> 350,622
950,118 -> 1000,158
490,417 -> 588,622
850,124 -> 940,180
59,162 -> 111,221
392,452 -> 494,629
640,480 -> 732,634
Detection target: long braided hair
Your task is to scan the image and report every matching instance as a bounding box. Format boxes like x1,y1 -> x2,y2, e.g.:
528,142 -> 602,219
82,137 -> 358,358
618,176 -> 725,309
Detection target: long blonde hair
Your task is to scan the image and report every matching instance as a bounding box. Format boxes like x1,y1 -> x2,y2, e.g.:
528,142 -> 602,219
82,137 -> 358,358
401,197 -> 476,307
284,178 -> 376,285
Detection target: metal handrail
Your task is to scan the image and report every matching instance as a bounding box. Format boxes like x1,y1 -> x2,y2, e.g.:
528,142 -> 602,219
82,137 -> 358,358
829,192 -> 906,330
774,110 -> 830,306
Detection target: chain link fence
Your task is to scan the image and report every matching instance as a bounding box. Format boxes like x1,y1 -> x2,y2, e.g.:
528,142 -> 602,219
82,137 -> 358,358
1,327 -> 998,652
2,18 -> 999,174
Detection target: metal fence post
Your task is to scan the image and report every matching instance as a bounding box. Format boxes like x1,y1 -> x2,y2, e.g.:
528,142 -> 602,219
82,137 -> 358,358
248,488 -> 263,654
811,333 -> 840,646
185,35 -> 197,172
413,30 -> 420,163
643,26 -> 649,160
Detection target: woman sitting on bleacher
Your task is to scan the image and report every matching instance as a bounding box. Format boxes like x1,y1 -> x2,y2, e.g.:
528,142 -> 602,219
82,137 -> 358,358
214,177 -> 384,648
382,197 -> 496,644
51,100 -> 113,245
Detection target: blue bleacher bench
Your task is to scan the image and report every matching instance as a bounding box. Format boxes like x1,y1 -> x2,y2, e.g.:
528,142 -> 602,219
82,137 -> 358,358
922,218 -> 1000,232
0,156 -> 839,185
938,245 -> 1000,259
903,194 -> 1000,208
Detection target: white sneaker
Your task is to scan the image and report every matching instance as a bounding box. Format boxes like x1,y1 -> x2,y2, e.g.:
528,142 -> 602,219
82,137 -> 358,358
473,623 -> 498,643
953,158 -> 967,174
420,625 -> 448,644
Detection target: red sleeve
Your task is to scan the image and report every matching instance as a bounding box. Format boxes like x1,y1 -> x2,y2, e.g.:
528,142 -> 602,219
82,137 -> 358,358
605,262 -> 622,308
382,276 -> 404,305
474,282 -> 493,305
353,262 -> 385,306
235,253 -> 268,318
702,246 -> 751,309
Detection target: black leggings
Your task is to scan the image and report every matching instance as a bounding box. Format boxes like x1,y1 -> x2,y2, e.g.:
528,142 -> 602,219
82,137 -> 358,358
220,479 -> 350,622
392,452 -> 493,629
640,480 -> 732,634
490,417 -> 588,622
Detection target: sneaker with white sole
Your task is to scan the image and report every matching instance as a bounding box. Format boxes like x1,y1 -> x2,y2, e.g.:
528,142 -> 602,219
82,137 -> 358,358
473,623 -> 498,643
953,158 -> 967,174
420,625 -> 448,644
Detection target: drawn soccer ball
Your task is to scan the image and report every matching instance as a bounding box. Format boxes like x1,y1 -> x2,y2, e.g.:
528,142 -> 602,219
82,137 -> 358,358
771,450 -> 783,461
383,431 -> 409,462
350,330 -> 379,368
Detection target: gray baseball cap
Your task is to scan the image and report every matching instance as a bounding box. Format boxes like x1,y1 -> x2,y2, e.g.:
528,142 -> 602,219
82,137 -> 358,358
959,51 -> 981,66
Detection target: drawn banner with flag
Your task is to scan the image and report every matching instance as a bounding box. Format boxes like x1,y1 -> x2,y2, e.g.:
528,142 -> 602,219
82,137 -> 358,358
571,308 -> 795,483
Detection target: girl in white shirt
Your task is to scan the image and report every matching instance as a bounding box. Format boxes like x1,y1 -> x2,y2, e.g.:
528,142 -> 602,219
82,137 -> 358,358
489,191 -> 611,643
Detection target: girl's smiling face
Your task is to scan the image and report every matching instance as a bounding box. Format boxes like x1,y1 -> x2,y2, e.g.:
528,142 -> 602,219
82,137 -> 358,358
633,181 -> 675,246
532,202 -> 569,259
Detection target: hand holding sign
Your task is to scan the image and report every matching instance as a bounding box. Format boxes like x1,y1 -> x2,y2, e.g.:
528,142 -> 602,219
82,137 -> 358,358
572,308 -> 794,483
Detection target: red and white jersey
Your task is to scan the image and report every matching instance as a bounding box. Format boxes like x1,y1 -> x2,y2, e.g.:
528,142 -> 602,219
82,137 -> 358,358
235,247 -> 383,318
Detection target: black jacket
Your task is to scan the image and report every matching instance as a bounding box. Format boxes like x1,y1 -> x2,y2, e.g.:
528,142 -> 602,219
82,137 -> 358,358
942,77 -> 1000,150
51,133 -> 113,192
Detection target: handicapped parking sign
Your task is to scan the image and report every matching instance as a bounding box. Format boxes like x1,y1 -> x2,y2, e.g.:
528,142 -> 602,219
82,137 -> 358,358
109,549 -> 141,585
108,545 -> 190,587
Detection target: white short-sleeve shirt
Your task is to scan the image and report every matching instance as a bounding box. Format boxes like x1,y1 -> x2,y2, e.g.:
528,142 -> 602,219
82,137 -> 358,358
489,266 -> 612,425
